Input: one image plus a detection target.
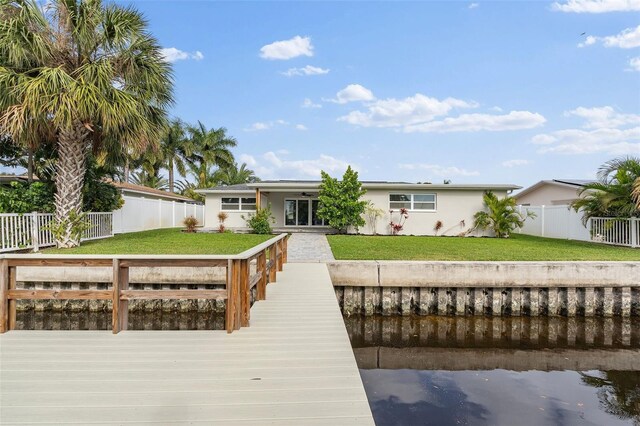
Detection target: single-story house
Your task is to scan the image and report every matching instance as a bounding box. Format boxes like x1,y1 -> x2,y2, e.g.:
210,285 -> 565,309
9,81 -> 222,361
515,179 -> 594,206
197,180 -> 520,236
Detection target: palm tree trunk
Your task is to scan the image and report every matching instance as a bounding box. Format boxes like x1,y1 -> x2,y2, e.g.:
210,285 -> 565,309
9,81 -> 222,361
169,158 -> 174,192
27,148 -> 34,183
123,157 -> 130,183
54,123 -> 88,248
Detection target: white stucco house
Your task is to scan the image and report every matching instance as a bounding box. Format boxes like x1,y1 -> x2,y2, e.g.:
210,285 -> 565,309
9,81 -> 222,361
514,179 -> 594,206
197,180 -> 520,236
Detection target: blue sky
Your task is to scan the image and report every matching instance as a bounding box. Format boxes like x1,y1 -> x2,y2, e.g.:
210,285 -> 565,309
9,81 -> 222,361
10,0 -> 640,188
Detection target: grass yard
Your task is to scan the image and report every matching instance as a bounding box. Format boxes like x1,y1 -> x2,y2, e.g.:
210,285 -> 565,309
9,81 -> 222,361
327,233 -> 640,261
43,228 -> 273,255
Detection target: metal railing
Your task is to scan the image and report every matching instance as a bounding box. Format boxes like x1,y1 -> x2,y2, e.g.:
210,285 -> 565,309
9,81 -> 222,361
0,212 -> 114,252
0,233 -> 289,334
590,217 -> 639,248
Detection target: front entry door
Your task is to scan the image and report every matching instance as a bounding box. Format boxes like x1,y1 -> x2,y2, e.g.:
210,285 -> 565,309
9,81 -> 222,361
284,199 -> 324,226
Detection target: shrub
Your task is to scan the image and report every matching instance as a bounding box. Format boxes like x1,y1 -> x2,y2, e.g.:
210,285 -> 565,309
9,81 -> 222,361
317,166 -> 367,233
434,220 -> 443,235
389,208 -> 409,235
183,216 -> 198,233
0,181 -> 55,213
243,205 -> 275,234
473,191 -> 534,238
217,211 -> 228,233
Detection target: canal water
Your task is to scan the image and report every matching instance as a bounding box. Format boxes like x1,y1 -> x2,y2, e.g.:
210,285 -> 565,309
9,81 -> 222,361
343,315 -> 640,426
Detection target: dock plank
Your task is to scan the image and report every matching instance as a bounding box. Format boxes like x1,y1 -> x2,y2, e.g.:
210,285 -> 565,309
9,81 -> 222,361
0,263 -> 374,425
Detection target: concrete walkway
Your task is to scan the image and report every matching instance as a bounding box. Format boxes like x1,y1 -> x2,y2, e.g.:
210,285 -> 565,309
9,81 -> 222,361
0,263 -> 374,425
286,233 -> 335,263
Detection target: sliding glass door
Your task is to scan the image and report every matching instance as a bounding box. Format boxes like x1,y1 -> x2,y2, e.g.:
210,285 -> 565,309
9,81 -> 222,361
284,199 -> 324,226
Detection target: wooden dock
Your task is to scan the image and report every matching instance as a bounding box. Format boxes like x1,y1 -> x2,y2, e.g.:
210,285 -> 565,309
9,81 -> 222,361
0,263 -> 374,425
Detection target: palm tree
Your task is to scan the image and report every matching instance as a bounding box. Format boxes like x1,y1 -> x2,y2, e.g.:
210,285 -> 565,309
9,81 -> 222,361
571,156 -> 640,223
186,121 -> 236,176
633,177 -> 640,210
0,0 -> 173,247
159,119 -> 191,192
214,162 -> 260,186
473,191 -> 534,238
131,170 -> 168,191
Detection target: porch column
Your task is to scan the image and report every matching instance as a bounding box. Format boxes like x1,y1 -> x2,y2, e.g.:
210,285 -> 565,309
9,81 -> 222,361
256,188 -> 261,210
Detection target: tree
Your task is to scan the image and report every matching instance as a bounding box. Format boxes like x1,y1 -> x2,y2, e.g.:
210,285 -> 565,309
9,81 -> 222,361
473,191 -> 533,238
317,166 -> 367,234
131,170 -> 168,190
214,162 -> 260,186
633,177 -> 640,210
159,119 -> 191,192
571,156 -> 640,223
0,0 -> 173,247
186,121 -> 236,176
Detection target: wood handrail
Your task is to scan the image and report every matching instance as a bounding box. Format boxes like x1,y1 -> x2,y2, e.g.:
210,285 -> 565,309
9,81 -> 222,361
0,233 -> 289,334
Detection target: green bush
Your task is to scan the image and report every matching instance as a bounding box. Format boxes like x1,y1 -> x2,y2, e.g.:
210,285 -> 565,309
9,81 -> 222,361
0,181 -> 55,213
243,205 -> 275,234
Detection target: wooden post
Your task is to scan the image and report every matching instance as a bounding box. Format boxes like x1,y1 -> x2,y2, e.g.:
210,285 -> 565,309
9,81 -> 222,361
277,240 -> 283,272
268,244 -> 277,283
112,259 -> 128,334
240,259 -> 250,327
257,251 -> 267,301
0,259 -> 8,333
256,188 -> 261,210
283,235 -> 288,264
225,260 -> 235,333
8,265 -> 16,330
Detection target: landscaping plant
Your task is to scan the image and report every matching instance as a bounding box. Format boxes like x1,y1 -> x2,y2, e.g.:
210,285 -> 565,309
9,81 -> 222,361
473,191 -> 534,238
317,166 -> 367,233
217,211 -> 228,233
243,205 -> 275,234
364,201 -> 384,235
389,208 -> 409,235
183,216 -> 198,233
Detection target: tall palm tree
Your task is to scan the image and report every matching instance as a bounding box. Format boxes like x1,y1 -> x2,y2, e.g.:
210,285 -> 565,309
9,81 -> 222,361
159,118 -> 191,192
633,177 -> 640,210
0,0 -> 173,247
131,170 -> 168,191
572,156 -> 640,223
186,121 -> 236,177
214,162 -> 260,186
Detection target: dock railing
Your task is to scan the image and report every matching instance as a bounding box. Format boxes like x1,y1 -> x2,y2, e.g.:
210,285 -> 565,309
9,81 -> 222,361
0,233 -> 289,334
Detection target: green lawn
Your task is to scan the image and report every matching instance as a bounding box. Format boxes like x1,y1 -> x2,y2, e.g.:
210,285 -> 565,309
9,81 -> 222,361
327,234 -> 640,261
44,228 -> 273,255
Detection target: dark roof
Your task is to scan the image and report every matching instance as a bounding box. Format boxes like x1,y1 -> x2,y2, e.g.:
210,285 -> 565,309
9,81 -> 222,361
552,179 -> 595,187
204,184 -> 252,191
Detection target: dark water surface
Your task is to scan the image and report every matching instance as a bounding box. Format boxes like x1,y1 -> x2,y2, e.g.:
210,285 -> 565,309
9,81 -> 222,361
344,315 -> 640,426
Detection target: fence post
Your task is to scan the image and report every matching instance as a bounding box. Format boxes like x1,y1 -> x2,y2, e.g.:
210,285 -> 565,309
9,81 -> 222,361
257,251 -> 267,301
31,211 -> 40,252
226,259 -> 241,333
240,259 -> 250,327
172,201 -> 176,227
268,243 -> 277,283
632,218 -> 638,248
112,259 -> 129,333
540,205 -> 545,237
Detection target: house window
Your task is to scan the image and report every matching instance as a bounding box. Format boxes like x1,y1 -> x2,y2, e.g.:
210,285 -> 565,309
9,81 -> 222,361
389,193 -> 436,211
221,197 -> 257,211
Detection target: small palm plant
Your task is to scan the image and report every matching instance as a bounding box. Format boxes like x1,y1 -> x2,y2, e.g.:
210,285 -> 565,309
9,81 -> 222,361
473,191 -> 534,238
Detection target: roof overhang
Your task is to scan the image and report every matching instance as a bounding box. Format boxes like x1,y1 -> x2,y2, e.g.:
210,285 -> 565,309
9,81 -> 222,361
514,180 -> 586,199
198,182 -> 521,193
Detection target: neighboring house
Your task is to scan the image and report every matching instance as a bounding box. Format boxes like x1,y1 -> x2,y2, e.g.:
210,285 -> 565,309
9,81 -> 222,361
109,181 -> 204,234
515,179 -> 594,206
0,174 -> 37,185
197,180 -> 520,236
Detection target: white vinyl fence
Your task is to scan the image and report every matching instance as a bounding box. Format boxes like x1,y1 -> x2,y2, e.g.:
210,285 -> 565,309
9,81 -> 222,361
0,212 -> 113,253
112,195 -> 204,234
517,205 -> 639,248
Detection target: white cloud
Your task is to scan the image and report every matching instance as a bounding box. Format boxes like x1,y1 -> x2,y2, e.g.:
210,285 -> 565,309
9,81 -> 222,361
565,106 -> 640,128
629,56 -> 640,71
329,84 -> 376,104
281,65 -> 330,77
552,0 -> 640,13
338,93 -> 477,128
259,36 -> 314,60
240,152 -> 355,179
244,122 -> 272,132
502,159 -> 530,168
160,47 -> 204,63
302,98 -> 322,109
468,3 -> 479,9
578,25 -> 640,48
399,163 -> 480,177
295,124 -> 308,131
403,111 -> 546,133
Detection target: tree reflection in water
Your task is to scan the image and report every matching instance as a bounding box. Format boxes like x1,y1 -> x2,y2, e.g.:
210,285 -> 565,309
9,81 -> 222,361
581,371 -> 640,422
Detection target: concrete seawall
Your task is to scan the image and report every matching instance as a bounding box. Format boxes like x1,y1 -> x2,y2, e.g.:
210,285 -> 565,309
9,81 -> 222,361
328,261 -> 640,317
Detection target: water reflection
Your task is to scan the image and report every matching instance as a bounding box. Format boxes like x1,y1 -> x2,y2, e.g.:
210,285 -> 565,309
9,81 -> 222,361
346,315 -> 640,426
